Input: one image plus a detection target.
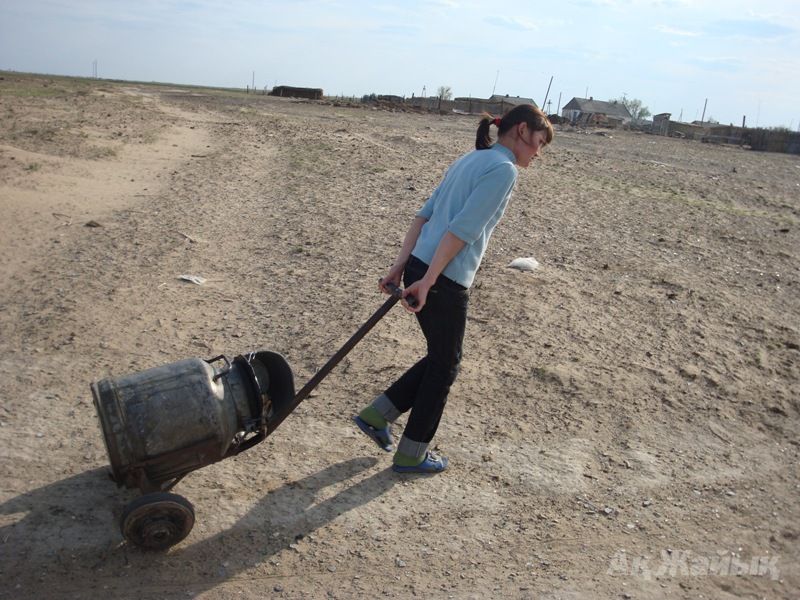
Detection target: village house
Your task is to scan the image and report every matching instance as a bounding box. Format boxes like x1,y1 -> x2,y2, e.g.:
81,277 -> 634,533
561,97 -> 632,127
269,85 -> 323,100
487,94 -> 536,107
450,94 -> 538,115
652,113 -> 671,135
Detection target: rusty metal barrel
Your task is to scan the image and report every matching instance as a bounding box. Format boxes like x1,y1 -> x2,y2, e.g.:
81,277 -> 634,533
91,350 -> 294,550
91,350 -> 295,494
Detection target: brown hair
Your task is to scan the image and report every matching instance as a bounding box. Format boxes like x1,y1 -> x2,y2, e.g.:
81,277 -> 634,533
476,104 -> 554,150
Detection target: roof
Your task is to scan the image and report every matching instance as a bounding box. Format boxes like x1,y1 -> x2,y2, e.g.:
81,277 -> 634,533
488,94 -> 537,107
563,97 -> 632,119
271,85 -> 323,93
454,95 -> 538,108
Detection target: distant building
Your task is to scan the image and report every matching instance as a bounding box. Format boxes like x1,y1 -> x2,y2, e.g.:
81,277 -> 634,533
449,94 -> 538,115
270,86 -> 323,100
653,113 -> 671,135
562,97 -> 632,126
487,94 -> 537,107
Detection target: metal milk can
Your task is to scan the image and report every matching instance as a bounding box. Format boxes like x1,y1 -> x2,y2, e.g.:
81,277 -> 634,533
91,350 -> 294,550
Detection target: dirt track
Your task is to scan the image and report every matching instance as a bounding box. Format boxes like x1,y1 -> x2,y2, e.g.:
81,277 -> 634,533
1,73 -> 798,599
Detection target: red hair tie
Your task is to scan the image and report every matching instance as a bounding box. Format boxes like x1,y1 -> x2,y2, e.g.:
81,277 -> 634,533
493,117 -> 502,127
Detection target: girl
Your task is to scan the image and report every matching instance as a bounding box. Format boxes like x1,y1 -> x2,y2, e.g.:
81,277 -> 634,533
354,104 -> 553,473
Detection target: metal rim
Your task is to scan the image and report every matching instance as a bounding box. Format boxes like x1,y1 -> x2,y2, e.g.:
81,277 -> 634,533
120,492 -> 195,551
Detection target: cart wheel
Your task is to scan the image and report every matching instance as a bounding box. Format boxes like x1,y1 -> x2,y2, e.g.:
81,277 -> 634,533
121,492 -> 195,551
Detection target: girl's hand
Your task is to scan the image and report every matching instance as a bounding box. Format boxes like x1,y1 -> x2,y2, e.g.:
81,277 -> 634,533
401,279 -> 432,313
379,265 -> 404,294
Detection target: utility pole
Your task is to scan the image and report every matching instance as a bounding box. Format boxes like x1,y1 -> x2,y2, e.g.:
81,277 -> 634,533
556,92 -> 562,116
541,75 -> 553,109
252,71 -> 255,93
491,70 -> 499,96
700,98 -> 708,124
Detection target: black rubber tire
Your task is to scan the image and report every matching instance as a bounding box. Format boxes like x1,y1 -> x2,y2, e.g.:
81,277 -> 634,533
120,492 -> 195,551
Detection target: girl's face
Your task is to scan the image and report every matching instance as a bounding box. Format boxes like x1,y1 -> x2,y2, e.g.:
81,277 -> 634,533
512,124 -> 548,168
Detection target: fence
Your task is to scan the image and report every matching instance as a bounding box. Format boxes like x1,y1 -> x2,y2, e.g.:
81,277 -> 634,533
745,128 -> 800,154
650,120 -> 800,155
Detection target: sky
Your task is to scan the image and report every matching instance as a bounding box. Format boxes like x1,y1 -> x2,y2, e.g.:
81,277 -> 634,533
1,0 -> 798,128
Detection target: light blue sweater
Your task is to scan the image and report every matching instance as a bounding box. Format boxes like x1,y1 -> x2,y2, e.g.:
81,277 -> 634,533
413,143 -> 518,288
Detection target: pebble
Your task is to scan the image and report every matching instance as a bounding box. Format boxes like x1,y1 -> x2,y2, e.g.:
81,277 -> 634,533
395,558 -> 406,568
642,499 -> 652,507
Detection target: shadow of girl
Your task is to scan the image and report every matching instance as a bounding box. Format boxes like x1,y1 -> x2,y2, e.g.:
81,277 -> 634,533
1,456 -> 395,596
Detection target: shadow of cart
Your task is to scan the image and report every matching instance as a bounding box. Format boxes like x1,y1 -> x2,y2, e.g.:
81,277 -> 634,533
0,455 -> 397,598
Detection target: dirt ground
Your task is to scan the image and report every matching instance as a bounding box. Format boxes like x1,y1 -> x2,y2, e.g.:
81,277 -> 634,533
0,72 -> 798,599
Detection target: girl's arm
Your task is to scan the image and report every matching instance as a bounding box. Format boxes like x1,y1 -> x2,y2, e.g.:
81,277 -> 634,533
379,216 -> 428,293
402,231 -> 465,313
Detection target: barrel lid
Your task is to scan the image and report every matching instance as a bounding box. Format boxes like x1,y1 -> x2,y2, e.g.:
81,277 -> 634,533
90,378 -> 128,486
244,351 -> 295,423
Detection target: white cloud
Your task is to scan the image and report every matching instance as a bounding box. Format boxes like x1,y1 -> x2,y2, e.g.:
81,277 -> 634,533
688,56 -> 744,72
705,18 -> 795,39
654,24 -> 699,37
573,0 -> 695,8
486,16 -> 539,31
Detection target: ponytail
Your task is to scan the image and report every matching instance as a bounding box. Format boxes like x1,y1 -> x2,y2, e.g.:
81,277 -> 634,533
475,105 -> 554,150
475,114 -> 494,149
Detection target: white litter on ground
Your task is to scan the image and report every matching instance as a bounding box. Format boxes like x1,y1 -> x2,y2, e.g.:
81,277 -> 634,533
507,257 -> 540,272
179,274 -> 206,285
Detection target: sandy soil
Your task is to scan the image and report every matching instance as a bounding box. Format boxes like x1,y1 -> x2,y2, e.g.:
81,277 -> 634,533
0,73 -> 798,599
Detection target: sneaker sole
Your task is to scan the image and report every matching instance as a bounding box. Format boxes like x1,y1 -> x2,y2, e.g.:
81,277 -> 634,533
392,458 -> 448,474
353,415 -> 393,452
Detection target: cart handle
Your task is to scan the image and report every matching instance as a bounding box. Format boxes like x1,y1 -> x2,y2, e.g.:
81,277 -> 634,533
383,281 -> 419,309
266,282 -> 416,434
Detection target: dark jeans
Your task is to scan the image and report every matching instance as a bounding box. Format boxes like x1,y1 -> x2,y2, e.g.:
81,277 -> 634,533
385,255 -> 469,444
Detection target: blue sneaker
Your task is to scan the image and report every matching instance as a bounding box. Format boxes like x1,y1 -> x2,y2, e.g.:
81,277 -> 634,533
392,451 -> 448,474
353,415 -> 393,452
